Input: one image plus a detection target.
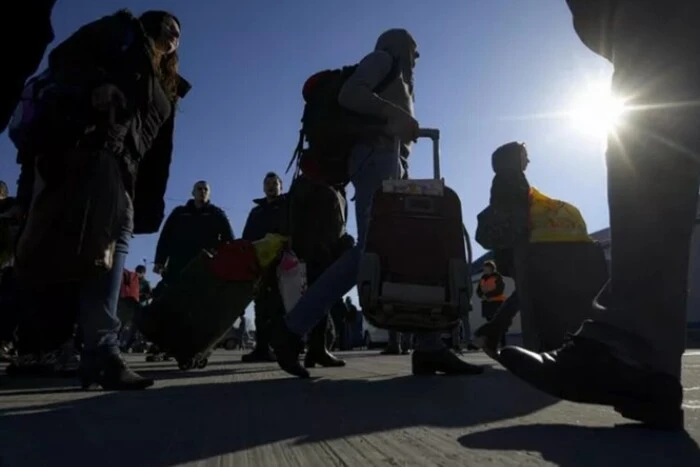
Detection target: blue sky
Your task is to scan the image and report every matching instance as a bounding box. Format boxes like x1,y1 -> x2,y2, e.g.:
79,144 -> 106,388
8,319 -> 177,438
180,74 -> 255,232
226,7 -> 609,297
0,1 -> 614,324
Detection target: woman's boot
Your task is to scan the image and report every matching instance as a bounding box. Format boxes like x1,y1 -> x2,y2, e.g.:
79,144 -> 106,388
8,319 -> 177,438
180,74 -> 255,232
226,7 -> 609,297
304,315 -> 345,368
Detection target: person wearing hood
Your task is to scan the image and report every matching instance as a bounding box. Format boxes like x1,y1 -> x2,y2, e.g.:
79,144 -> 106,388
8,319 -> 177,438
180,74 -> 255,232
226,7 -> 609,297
240,172 -> 287,362
472,142 -> 535,355
271,29 -> 485,378
9,10 -> 190,389
153,180 -> 235,282
1,1 -> 58,133
480,141 -> 531,277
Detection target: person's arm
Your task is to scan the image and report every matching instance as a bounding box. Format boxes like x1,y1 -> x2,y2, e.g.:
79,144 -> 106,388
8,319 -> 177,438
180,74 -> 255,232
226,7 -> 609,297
476,281 -> 484,299
241,209 -> 256,242
216,209 -> 235,242
565,0 -> 617,62
337,50 -> 397,118
153,209 -> 179,266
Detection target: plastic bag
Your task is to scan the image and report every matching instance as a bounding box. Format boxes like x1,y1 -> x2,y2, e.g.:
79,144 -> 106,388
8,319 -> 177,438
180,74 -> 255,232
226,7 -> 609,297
528,187 -> 590,243
277,250 -> 307,313
252,233 -> 288,269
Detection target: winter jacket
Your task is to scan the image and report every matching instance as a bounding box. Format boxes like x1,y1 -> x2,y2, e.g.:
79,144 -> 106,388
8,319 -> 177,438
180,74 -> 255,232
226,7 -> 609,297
241,195 -> 288,242
154,200 -> 234,275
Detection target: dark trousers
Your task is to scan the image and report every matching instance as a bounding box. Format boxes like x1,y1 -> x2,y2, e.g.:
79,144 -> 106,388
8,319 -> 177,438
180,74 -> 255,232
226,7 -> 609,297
253,280 -> 285,351
575,2 -> 700,379
306,261 -> 334,353
482,300 -> 507,347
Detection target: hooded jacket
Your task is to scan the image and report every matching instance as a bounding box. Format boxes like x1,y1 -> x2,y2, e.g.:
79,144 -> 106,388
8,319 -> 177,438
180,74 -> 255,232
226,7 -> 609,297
15,9 -> 192,235
154,200 -> 234,274
338,28 -> 417,159
490,142 -> 530,210
241,194 -> 288,242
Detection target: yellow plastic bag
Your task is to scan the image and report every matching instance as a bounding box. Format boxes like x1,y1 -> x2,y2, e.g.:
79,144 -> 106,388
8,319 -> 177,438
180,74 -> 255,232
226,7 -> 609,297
529,187 -> 591,243
252,233 -> 288,269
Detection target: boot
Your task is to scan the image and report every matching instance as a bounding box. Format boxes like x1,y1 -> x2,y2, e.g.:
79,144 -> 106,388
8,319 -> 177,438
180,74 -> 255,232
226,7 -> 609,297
270,319 -> 309,378
304,315 -> 345,368
242,328 -> 276,362
80,352 -> 154,390
381,331 -> 401,355
473,293 -> 519,357
412,347 -> 485,376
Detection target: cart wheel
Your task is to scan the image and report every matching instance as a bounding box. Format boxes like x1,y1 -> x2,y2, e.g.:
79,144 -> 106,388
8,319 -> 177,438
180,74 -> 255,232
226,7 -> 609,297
196,358 -> 208,369
178,360 -> 194,371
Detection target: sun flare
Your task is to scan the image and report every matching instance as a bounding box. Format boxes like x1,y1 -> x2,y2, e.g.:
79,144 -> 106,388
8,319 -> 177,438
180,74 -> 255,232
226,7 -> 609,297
569,80 -> 627,137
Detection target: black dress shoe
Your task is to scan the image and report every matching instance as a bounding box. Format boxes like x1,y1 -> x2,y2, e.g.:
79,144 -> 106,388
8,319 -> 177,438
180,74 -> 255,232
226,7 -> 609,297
304,349 -> 346,368
498,334 -> 684,430
270,321 -> 310,379
412,348 -> 486,376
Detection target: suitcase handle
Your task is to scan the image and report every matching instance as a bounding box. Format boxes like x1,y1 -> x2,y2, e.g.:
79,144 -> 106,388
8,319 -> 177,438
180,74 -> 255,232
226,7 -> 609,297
418,128 -> 441,180
393,128 -> 441,180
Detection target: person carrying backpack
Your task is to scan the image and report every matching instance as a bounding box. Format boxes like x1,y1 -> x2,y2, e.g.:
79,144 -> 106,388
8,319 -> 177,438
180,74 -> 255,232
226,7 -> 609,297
10,9 -> 191,390
272,29 -> 484,378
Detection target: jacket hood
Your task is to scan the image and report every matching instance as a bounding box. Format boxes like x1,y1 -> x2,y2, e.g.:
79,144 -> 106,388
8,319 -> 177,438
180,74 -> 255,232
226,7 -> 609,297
374,28 -> 416,98
492,141 -> 527,173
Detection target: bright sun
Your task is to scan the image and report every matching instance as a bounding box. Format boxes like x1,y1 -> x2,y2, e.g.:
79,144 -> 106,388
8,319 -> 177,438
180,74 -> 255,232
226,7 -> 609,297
569,80 -> 627,137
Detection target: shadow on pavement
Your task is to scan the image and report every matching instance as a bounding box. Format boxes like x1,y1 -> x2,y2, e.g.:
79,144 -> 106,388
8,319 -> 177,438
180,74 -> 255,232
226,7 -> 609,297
459,423 -> 700,467
0,368 -> 554,467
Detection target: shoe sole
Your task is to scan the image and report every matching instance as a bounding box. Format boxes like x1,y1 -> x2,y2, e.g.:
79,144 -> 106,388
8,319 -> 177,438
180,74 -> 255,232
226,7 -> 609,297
613,401 -> 684,431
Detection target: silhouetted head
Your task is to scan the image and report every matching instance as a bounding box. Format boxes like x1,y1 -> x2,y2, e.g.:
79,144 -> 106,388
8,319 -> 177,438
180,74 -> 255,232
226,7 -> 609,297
375,28 -> 418,97
263,172 -> 282,199
483,260 -> 497,275
492,142 -> 529,173
135,264 -> 147,278
139,11 -> 181,101
192,180 -> 211,204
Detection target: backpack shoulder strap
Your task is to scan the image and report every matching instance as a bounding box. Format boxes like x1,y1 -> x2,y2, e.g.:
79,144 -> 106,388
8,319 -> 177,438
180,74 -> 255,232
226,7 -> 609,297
374,57 -> 400,94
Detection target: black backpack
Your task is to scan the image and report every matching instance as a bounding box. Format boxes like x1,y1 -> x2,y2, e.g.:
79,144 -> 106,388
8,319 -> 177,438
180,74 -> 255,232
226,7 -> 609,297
287,174 -> 355,267
286,59 -> 399,187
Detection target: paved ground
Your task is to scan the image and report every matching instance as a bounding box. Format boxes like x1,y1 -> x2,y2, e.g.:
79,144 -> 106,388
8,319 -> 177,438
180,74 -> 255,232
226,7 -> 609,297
1,350 -> 699,467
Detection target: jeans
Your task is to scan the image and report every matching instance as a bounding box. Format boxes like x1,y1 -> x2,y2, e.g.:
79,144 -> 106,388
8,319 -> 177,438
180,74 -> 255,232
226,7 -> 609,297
285,144 -> 444,352
79,224 -> 131,357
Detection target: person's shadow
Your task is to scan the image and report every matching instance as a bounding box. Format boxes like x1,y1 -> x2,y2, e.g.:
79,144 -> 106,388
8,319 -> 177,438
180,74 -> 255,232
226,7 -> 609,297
0,366 -> 556,467
459,423 -> 700,467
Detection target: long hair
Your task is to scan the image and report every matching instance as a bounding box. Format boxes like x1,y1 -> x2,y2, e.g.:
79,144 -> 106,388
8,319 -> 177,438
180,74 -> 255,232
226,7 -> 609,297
139,10 -> 180,102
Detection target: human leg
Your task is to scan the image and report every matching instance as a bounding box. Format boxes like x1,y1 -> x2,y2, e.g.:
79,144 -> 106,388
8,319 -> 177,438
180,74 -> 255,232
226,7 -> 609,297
79,225 -> 153,390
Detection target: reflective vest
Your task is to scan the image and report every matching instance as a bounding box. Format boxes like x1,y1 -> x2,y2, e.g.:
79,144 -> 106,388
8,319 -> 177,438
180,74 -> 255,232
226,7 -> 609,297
480,276 -> 506,302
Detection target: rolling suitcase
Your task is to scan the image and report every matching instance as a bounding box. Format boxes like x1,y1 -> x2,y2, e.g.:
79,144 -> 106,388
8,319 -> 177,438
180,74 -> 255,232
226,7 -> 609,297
358,129 -> 473,332
135,239 -> 263,370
